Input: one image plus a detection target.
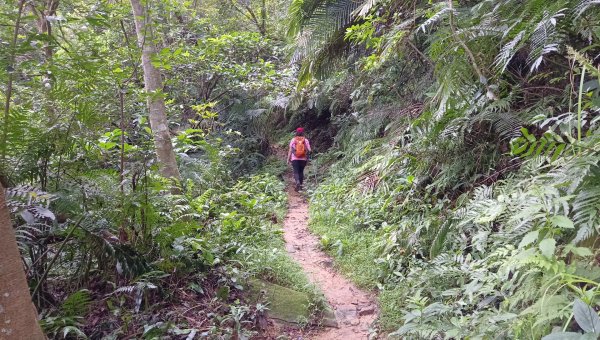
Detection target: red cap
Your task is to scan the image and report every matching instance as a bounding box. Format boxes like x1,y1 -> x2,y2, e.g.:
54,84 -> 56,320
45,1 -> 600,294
296,127 -> 304,133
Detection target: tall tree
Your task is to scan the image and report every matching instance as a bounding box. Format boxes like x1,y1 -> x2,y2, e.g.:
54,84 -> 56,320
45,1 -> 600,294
0,183 -> 46,339
129,0 -> 181,181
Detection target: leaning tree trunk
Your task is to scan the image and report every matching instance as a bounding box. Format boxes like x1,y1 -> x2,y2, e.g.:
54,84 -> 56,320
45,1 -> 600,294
129,0 -> 181,181
0,183 -> 46,339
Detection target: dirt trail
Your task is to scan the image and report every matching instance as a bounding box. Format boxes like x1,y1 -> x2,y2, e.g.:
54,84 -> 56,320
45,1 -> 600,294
282,172 -> 378,340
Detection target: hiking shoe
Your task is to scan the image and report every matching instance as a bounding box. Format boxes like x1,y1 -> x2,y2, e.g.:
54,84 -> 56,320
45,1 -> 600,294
295,183 -> 301,192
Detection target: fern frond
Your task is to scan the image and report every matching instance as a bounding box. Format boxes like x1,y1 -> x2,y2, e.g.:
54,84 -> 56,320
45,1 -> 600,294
575,0 -> 600,17
418,4 -> 452,33
494,31 -> 525,73
61,290 -> 91,317
353,0 -> 380,17
572,186 -> 600,235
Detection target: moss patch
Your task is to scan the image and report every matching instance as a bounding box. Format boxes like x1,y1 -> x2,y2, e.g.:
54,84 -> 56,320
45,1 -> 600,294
248,279 -> 312,324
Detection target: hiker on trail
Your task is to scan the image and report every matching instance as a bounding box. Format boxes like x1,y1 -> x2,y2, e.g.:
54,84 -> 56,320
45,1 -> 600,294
287,127 -> 312,191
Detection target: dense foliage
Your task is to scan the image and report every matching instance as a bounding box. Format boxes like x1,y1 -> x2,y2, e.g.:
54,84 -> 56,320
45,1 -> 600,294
286,0 -> 600,338
4,0 -> 600,338
0,0 -> 316,337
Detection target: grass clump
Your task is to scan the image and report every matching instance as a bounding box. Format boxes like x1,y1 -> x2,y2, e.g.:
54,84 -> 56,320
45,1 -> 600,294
308,175 -> 382,289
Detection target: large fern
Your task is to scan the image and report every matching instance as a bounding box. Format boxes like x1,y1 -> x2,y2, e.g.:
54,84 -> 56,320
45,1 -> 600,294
289,0 -> 369,85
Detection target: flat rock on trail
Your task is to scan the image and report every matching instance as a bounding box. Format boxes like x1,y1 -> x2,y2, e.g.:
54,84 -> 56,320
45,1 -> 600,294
282,171 -> 378,339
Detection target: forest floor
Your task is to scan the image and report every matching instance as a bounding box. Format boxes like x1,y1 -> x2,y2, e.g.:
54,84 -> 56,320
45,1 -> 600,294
280,167 -> 378,339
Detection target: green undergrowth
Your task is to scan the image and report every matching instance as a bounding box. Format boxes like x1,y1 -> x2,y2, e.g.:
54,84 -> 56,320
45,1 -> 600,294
240,159 -> 326,323
181,160 -> 324,315
308,179 -> 381,289
308,133 -> 600,337
12,153 -> 322,338
308,170 -> 410,330
210,157 -> 325,322
293,1 -> 600,337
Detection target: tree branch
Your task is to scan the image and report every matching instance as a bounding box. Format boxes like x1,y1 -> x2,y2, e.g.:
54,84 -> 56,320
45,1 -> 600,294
229,0 -> 266,36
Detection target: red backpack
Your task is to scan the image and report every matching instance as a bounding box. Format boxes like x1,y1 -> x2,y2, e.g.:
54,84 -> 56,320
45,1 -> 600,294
293,137 -> 307,158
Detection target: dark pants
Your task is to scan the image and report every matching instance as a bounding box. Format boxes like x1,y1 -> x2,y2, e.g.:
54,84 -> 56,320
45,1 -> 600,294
291,160 -> 307,185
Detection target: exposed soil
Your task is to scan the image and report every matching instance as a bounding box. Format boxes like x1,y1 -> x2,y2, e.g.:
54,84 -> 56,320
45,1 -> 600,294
282,170 -> 378,340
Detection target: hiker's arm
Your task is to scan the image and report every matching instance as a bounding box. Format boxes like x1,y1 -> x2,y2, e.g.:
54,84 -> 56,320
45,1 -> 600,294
287,145 -> 292,164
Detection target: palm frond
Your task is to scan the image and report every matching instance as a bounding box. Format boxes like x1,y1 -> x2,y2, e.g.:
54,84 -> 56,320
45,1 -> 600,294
290,0 -> 366,84
575,0 -> 600,17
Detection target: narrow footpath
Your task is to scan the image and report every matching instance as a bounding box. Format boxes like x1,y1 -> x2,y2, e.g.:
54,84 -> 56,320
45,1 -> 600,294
282,171 -> 378,339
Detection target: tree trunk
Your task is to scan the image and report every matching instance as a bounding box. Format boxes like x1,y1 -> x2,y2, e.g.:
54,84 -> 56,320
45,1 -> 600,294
129,0 -> 181,181
0,183 -> 46,339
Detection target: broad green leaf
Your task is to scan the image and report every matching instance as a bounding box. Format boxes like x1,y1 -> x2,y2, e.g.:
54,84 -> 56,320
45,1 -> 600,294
122,143 -> 136,152
511,137 -> 528,155
534,137 -> 548,157
539,238 -> 556,258
574,247 -> 594,256
574,299 -> 600,333
551,143 -> 566,162
550,215 -> 574,229
522,127 -> 536,142
98,141 -> 117,150
545,141 -> 557,158
567,245 -> 594,257
551,132 -> 565,143
519,230 -> 539,249
524,142 -> 537,157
